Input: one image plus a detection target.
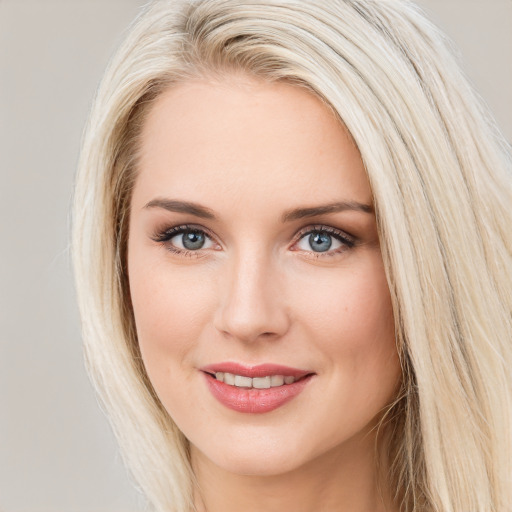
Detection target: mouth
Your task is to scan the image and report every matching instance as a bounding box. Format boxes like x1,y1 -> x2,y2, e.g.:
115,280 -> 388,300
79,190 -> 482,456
200,362 -> 315,413
204,371 -> 309,389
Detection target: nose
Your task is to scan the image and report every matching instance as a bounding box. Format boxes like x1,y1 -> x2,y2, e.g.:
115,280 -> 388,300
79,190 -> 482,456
213,251 -> 290,343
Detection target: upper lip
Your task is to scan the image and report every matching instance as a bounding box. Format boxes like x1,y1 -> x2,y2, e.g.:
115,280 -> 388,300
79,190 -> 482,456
200,362 -> 313,379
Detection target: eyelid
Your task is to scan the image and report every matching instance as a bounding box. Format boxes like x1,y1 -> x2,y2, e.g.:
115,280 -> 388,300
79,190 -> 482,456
290,224 -> 355,254
150,223 -> 355,257
150,223 -> 221,255
294,224 -> 354,242
151,223 -> 215,242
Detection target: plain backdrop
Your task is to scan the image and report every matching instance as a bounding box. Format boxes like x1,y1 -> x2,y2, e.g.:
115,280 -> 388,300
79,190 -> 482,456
0,1 -> 510,511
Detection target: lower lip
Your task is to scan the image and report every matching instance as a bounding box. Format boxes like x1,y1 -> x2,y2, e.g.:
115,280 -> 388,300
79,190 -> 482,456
203,373 -> 313,413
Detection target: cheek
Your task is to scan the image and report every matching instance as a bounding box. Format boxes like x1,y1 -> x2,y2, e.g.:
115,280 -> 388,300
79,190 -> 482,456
127,247 -> 216,389
293,258 -> 395,347
292,258 -> 399,403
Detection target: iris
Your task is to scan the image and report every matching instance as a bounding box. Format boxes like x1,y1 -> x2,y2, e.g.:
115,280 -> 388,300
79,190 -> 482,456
309,232 -> 332,252
182,230 -> 206,250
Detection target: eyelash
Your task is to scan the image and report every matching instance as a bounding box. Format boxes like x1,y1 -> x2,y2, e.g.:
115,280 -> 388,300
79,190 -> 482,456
292,225 -> 355,258
151,224 -> 218,258
151,223 -> 356,258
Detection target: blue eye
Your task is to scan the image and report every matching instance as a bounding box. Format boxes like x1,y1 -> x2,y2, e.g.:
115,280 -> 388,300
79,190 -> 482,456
153,226 -> 216,253
308,232 -> 332,252
169,229 -> 215,251
295,227 -> 354,254
180,230 -> 206,250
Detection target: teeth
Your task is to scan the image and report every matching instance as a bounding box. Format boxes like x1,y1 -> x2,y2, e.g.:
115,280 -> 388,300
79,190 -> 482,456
234,375 -> 252,388
224,373 -> 235,385
270,375 -> 284,386
253,376 -> 270,389
214,372 -> 297,388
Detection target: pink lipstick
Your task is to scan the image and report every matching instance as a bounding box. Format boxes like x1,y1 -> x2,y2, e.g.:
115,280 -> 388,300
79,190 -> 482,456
200,362 -> 314,413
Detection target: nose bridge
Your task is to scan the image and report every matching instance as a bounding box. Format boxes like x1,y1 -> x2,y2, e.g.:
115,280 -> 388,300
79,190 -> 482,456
214,245 -> 288,342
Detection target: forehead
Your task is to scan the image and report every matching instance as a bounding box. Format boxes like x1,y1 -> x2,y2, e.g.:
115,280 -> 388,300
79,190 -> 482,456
134,75 -> 371,211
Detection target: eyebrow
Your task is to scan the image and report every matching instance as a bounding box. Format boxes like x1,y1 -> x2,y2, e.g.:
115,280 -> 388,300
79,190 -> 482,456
143,198 -> 373,222
282,201 -> 374,222
144,198 -> 216,219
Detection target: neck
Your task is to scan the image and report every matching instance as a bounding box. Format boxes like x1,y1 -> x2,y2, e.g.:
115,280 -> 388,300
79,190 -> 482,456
191,429 -> 398,512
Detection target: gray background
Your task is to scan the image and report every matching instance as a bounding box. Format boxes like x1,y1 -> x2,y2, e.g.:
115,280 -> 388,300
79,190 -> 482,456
0,1 -> 510,511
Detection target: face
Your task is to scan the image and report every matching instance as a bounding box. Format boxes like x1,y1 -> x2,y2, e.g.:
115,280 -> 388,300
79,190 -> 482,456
128,75 -> 400,476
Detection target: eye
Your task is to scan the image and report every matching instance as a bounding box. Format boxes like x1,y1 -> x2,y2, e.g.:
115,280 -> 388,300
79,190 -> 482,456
152,225 -> 217,254
171,229 -> 213,250
293,226 -> 355,255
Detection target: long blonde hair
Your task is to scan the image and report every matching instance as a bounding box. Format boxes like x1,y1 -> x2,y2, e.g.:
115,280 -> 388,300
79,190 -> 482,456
72,1 -> 512,510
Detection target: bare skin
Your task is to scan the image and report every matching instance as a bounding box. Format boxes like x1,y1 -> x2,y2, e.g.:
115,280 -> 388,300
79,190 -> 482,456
192,421 -> 395,512
128,74 -> 401,512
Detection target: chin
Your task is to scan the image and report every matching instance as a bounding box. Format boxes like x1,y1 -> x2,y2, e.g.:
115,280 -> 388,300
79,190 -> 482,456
217,455 -> 303,478
194,436 -> 309,477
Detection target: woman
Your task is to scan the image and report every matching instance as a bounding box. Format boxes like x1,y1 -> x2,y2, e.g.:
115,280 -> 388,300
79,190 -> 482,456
72,0 -> 512,511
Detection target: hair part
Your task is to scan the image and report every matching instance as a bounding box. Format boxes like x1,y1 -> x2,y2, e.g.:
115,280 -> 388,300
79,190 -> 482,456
73,1 -> 512,510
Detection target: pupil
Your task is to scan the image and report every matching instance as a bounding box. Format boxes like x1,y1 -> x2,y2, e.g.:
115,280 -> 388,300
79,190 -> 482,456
182,231 -> 205,250
309,232 -> 332,252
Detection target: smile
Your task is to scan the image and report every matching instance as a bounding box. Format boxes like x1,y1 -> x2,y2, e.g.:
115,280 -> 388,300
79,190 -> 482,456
213,372 -> 297,388
200,362 -> 315,413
